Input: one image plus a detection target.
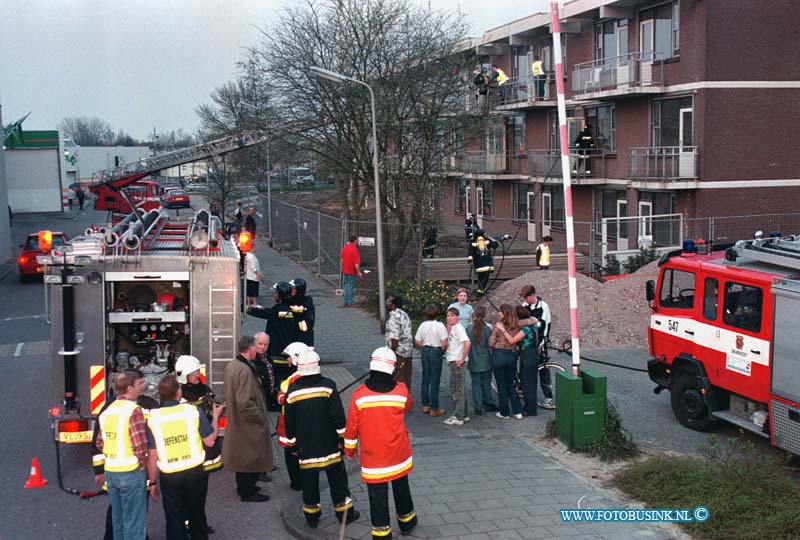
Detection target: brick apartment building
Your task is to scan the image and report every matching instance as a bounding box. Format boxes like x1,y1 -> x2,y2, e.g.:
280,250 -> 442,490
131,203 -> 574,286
443,0 -> 800,261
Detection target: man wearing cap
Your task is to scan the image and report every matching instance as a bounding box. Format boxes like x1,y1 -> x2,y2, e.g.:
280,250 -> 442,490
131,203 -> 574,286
284,347 -> 359,528
344,347 -> 417,540
147,374 -> 224,540
275,342 -> 308,491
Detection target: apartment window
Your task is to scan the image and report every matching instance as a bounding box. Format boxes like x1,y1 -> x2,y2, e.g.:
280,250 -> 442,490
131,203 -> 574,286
642,2 -> 680,60
549,109 -> 578,151
455,179 -> 468,214
476,180 -> 493,217
486,124 -> 503,154
585,105 -> 615,153
596,20 -> 628,63
543,185 -> 565,229
510,115 -> 526,154
512,182 -> 533,221
651,96 -> 692,146
594,189 -> 627,238
639,191 -> 678,246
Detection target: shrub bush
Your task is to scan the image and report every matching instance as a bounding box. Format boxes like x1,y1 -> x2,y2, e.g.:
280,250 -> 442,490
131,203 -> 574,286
368,279 -> 454,325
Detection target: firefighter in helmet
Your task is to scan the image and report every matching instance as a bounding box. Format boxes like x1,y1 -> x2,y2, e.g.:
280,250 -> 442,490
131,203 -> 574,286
248,281 -> 300,383
467,228 -> 500,296
284,347 -> 359,528
275,341 -> 308,491
289,278 -> 315,347
175,355 -> 223,473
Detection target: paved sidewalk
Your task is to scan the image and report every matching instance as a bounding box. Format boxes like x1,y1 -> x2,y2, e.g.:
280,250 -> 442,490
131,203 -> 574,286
247,242 -> 679,540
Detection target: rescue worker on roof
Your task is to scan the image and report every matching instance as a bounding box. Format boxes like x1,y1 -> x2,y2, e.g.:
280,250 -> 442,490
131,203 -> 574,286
467,228 -> 500,296
147,374 -> 223,540
248,281 -> 299,383
536,236 -> 552,270
276,342 -> 309,492
344,347 -> 418,540
92,369 -> 158,540
283,347 -> 360,528
289,278 -> 315,347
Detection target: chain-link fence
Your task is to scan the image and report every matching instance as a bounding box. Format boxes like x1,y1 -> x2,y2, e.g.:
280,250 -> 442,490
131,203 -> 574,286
254,195 -> 800,290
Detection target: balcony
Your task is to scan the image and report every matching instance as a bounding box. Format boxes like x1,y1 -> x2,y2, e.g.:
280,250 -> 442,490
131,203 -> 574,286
528,149 -> 607,181
492,76 -> 556,112
572,53 -> 664,99
628,146 -> 698,180
449,151 -> 531,176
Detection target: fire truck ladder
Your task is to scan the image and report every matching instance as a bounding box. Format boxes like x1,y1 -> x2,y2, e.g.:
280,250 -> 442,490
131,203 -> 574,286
90,130 -> 270,185
208,285 -> 237,396
733,235 -> 800,271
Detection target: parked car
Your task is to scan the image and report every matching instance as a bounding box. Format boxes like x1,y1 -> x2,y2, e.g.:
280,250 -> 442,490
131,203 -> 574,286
18,231 -> 67,281
161,189 -> 191,209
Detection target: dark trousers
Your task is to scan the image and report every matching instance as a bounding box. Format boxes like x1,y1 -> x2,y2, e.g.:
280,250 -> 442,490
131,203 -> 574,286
284,447 -> 302,489
394,354 -> 412,389
161,466 -> 208,540
235,471 -> 260,498
535,75 -> 546,99
539,353 -> 553,399
367,475 -> 416,539
301,461 -> 353,526
520,346 -> 539,415
475,270 -> 491,294
575,150 -> 592,173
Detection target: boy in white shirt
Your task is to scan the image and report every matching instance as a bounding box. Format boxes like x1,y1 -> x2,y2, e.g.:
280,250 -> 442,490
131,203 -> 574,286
414,304 -> 448,417
444,307 -> 471,426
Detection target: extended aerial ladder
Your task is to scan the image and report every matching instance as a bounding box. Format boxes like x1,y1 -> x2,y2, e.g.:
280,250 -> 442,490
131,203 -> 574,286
88,130 -> 269,213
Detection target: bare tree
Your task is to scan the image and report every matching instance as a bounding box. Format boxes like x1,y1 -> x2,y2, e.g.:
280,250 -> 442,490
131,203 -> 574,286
249,0 -> 485,276
112,129 -> 138,146
58,116 -> 115,146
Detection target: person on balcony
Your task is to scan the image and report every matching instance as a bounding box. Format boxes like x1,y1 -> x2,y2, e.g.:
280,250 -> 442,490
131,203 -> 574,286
573,124 -> 595,175
490,65 -> 509,102
532,56 -> 546,100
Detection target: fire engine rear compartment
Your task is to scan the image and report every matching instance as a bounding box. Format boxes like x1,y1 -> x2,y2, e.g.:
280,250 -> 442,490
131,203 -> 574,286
769,278 -> 800,456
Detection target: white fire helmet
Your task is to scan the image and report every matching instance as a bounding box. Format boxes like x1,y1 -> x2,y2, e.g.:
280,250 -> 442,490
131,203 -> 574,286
296,349 -> 321,376
175,355 -> 201,384
370,347 -> 397,375
283,342 -> 310,366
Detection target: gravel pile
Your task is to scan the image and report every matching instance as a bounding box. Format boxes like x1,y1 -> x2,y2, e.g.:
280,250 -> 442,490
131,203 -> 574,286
479,261 -> 660,350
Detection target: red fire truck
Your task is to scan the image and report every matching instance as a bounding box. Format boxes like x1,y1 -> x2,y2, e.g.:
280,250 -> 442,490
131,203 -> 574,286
646,235 -> 800,455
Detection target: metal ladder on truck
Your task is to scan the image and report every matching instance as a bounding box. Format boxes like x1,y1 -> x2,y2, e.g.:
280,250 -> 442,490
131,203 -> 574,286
208,285 -> 238,397
733,235 -> 800,270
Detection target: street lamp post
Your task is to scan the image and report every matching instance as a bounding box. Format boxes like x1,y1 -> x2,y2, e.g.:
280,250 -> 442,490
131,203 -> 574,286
241,102 -> 273,245
309,66 -> 386,326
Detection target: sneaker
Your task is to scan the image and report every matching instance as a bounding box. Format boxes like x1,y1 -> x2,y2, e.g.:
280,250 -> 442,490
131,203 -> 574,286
541,398 -> 555,410
586,170 -> 592,174
429,409 -> 445,417
513,413 -> 523,420
444,416 -> 464,426
496,412 -> 509,419
463,416 -> 470,422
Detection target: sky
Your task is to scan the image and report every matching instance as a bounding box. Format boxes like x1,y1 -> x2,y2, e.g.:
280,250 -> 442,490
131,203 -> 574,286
0,0 -> 550,141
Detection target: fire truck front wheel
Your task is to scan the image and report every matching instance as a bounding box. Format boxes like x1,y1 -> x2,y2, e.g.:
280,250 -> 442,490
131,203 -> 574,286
670,373 -> 719,432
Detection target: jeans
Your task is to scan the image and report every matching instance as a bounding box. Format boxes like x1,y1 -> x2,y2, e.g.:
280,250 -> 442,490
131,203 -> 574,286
448,362 -> 468,420
520,346 -> 539,415
343,273 -> 357,305
106,468 -> 148,540
470,370 -> 495,411
420,346 -> 444,409
491,349 -> 522,417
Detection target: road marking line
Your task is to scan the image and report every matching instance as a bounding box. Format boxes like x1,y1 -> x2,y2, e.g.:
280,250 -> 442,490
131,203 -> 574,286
14,343 -> 24,357
0,314 -> 45,323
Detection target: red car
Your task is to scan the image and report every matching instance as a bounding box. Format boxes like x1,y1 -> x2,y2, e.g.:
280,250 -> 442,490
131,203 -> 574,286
161,189 -> 191,209
18,232 -> 67,281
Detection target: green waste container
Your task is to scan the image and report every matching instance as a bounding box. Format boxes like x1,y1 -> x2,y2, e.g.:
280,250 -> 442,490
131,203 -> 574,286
555,368 -> 607,448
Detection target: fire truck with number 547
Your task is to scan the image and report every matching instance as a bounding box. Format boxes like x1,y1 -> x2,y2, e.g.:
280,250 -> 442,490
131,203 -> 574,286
647,234 -> 800,455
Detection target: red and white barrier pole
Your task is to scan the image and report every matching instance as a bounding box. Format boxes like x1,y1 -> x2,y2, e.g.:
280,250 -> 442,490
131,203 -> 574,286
550,2 -> 581,375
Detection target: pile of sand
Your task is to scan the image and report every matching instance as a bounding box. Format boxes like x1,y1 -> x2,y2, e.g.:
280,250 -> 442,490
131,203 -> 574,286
479,261 -> 660,350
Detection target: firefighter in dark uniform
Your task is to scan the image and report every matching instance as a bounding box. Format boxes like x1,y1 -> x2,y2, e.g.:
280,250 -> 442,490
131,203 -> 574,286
147,374 -> 223,540
284,349 -> 359,528
276,342 -> 309,491
248,281 -> 299,383
289,278 -> 315,347
467,228 -> 500,296
91,368 -> 159,540
422,226 -> 438,258
573,124 -> 595,175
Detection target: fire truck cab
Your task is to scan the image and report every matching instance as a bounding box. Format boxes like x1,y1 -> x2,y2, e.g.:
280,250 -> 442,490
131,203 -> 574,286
647,235 -> 800,455
43,208 -> 238,446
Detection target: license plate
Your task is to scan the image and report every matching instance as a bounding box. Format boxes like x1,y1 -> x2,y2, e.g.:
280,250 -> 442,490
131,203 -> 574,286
58,430 -> 93,443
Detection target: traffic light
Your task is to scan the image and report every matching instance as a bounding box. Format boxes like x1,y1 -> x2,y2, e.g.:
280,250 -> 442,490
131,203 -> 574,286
238,231 -> 253,253
38,230 -> 53,251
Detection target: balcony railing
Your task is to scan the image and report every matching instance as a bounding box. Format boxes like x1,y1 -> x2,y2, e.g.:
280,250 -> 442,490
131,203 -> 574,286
457,151 -> 508,174
495,75 -> 554,106
528,149 -> 606,178
572,52 -> 664,95
629,146 -> 698,180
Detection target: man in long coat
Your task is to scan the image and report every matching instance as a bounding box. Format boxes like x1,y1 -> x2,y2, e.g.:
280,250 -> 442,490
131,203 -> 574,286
223,335 -> 273,502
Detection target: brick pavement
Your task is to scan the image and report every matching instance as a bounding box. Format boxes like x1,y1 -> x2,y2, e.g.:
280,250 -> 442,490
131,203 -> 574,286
248,242 -> 682,540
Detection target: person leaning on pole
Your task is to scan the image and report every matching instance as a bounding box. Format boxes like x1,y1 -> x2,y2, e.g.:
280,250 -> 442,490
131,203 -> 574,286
147,374 -> 223,540
345,347 -> 418,540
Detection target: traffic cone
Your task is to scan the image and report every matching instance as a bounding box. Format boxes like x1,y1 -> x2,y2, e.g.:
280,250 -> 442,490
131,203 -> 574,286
24,457 -> 48,489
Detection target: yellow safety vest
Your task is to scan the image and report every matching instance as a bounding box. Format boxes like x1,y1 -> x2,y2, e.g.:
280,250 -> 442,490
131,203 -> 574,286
98,399 -> 140,472
532,61 -> 544,76
148,404 -> 206,474
537,243 -> 550,267
495,69 -> 509,85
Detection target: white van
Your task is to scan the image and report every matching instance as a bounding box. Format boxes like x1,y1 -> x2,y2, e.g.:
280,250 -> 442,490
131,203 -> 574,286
288,167 -> 316,186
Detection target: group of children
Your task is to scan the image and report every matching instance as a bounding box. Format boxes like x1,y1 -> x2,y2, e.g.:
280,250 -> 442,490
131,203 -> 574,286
415,286 -> 552,426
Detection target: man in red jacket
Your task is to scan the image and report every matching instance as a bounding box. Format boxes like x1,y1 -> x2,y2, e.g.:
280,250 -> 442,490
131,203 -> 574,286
344,347 -> 417,540
339,235 -> 363,307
